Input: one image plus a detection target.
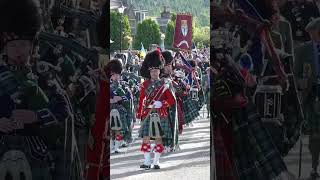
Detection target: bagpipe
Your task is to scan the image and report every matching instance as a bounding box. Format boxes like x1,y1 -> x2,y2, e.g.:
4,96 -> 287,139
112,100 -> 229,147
110,82 -> 126,98
37,58 -> 85,180
2,2 -> 107,178
57,4 -> 99,26
212,56 -> 246,100
212,2 -> 305,175
122,71 -> 141,85
36,9 -> 101,180
175,51 -> 202,101
38,31 -> 99,66
143,79 -> 171,136
211,1 -> 288,88
38,31 -> 100,91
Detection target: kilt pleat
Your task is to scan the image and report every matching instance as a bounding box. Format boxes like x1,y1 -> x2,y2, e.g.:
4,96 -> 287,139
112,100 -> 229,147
138,111 -> 172,141
197,90 -> 205,110
213,119 -> 237,180
177,100 -> 185,133
233,102 -> 287,180
183,96 -> 199,124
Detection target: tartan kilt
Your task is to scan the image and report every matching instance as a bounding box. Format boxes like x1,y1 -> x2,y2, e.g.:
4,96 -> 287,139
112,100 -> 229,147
110,103 -> 129,134
233,101 -> 287,180
205,89 -> 210,105
163,105 -> 180,147
213,119 -> 237,180
177,100 -> 185,133
123,124 -> 133,142
182,96 -> 199,124
138,110 -> 173,142
197,90 -> 205,110
124,103 -> 134,142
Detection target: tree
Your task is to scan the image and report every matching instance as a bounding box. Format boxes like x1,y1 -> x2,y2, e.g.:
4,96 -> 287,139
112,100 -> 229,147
193,26 -> 210,48
110,11 -> 131,51
165,20 -> 175,48
170,13 -> 176,22
133,19 -> 161,50
198,10 -> 210,27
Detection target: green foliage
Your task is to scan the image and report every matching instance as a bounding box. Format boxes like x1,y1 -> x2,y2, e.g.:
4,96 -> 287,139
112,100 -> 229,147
110,11 -> 131,51
131,0 -> 209,27
164,20 -> 175,48
171,13 -> 176,22
193,26 -> 210,48
129,0 -> 209,49
133,19 -> 161,50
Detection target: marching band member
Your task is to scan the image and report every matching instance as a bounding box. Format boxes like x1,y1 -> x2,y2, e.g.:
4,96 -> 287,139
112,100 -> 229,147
109,59 -> 133,153
137,49 -> 175,170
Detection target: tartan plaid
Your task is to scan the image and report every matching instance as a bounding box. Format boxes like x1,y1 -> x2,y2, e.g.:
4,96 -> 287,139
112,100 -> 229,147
259,79 -> 304,156
204,89 -> 210,104
263,104 -> 302,156
213,117 -> 237,180
138,110 -> 172,142
177,100 -> 185,133
203,89 -> 210,114
123,128 -> 132,142
0,66 -> 19,97
182,96 -> 199,124
110,103 -> 129,134
164,104 -> 180,147
197,90 -> 205,110
232,101 -> 287,180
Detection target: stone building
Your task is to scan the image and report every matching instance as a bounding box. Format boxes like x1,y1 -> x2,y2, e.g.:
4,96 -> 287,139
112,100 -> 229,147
110,0 -> 148,36
156,6 -> 172,33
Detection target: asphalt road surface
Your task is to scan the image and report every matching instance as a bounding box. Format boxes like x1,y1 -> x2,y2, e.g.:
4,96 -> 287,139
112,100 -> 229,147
110,105 -> 211,180
284,136 -> 316,180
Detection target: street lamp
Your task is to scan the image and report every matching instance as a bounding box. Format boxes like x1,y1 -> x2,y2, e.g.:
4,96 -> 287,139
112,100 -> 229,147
160,33 -> 165,51
118,5 -> 126,53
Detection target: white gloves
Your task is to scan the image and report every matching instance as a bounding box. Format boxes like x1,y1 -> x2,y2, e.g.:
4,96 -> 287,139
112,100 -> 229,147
153,101 -> 162,108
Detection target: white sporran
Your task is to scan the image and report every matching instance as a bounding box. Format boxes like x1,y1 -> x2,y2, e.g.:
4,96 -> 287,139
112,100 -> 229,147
0,150 -> 32,180
110,109 -> 122,131
149,113 -> 162,138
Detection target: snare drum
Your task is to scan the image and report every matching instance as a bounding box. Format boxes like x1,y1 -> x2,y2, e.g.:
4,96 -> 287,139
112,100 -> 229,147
254,85 -> 284,125
190,86 -> 199,101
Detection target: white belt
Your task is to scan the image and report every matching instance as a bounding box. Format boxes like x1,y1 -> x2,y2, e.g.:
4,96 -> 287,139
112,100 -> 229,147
146,105 -> 160,109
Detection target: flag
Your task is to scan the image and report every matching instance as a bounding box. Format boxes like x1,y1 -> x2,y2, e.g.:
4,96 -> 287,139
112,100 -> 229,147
140,42 -> 146,58
179,52 -> 192,70
173,13 -> 193,50
179,52 -> 193,85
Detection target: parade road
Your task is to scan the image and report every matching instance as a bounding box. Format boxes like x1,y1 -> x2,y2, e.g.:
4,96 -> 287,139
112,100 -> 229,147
110,105 -> 210,180
285,135 -> 317,180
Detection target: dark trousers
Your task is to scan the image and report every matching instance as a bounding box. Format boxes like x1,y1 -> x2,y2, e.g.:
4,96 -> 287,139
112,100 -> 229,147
309,134 -> 320,170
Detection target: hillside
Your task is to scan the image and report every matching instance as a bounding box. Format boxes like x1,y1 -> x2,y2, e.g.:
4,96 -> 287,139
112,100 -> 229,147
130,0 -> 210,27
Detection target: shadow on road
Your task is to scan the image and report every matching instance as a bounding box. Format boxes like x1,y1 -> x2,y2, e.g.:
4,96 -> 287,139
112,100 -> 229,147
110,159 -> 210,179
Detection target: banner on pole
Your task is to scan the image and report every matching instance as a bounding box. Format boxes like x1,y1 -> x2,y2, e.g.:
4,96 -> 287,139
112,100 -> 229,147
173,13 -> 193,50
